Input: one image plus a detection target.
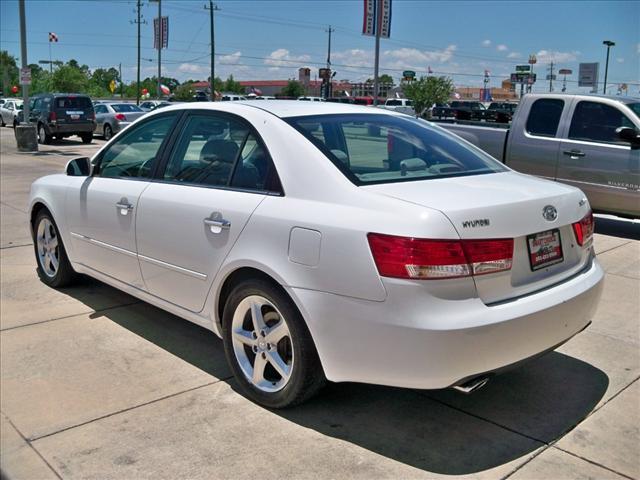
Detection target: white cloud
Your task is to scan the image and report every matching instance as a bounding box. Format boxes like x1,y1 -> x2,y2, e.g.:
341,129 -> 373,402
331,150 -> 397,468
177,63 -> 207,74
482,39 -> 491,47
496,44 -> 508,52
616,57 -> 625,63
535,49 -> 580,63
383,45 -> 457,66
219,51 -> 242,65
507,52 -> 522,59
264,48 -> 311,68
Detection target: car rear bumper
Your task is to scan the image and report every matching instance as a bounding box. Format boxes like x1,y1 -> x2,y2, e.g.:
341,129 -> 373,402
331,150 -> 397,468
290,255 -> 604,389
48,122 -> 95,134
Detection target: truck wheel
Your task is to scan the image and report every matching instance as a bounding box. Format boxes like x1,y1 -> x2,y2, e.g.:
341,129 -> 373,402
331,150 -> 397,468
80,133 -> 93,144
38,124 -> 52,144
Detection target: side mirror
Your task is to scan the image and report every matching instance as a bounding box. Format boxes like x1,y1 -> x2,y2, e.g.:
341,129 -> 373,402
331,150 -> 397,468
66,156 -> 92,176
616,126 -> 640,147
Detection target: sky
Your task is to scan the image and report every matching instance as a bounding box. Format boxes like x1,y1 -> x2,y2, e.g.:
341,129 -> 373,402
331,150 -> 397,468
1,0 -> 639,94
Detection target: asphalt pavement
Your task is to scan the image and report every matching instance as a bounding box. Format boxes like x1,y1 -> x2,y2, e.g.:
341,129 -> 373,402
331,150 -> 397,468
1,126 -> 638,479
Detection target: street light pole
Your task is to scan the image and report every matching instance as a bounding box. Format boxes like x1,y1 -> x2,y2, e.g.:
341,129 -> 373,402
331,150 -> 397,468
602,40 -> 615,94
205,1 -> 219,101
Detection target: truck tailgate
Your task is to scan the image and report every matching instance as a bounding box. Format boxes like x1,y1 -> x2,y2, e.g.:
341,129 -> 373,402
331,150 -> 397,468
435,122 -> 508,161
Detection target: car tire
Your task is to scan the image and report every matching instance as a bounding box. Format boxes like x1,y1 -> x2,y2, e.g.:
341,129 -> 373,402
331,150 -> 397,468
222,277 -> 325,408
38,124 -> 52,144
80,133 -> 93,144
1,117 -> 5,127
33,209 -> 77,288
103,124 -> 113,141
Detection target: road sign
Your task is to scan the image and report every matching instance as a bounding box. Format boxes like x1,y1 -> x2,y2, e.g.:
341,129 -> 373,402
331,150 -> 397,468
516,65 -> 531,73
578,63 -> 599,88
20,67 -> 31,85
558,69 -> 572,75
109,79 -> 116,93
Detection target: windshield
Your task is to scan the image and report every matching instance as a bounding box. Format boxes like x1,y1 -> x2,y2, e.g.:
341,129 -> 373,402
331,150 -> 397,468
111,104 -> 143,113
628,103 -> 640,120
287,114 -> 507,185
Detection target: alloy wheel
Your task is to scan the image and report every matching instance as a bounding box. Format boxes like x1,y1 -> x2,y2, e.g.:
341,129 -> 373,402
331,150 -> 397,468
36,218 -> 60,278
230,295 -> 294,393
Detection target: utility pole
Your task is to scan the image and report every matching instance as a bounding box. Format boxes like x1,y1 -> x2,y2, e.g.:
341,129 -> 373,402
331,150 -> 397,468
548,61 -> 555,92
602,40 -> 615,94
373,23 -> 381,106
19,0 -> 29,123
205,1 -> 219,101
157,0 -> 162,99
119,62 -> 123,99
324,25 -> 334,99
131,0 -> 146,105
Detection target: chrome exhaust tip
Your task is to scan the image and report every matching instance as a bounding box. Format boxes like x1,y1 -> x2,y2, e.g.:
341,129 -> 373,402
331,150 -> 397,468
452,376 -> 490,394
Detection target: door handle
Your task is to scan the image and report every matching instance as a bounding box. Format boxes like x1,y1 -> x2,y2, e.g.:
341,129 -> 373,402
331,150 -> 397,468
116,200 -> 134,215
204,216 -> 231,233
563,150 -> 586,158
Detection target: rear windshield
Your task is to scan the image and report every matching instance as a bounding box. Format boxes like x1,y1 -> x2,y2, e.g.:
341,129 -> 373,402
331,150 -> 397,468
111,104 -> 143,113
286,114 -> 506,185
55,96 -> 92,109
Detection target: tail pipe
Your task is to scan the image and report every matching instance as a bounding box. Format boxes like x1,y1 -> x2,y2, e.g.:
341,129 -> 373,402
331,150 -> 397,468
452,376 -> 490,394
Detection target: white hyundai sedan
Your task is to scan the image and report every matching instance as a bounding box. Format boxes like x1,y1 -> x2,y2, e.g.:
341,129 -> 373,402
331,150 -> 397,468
29,101 -> 604,408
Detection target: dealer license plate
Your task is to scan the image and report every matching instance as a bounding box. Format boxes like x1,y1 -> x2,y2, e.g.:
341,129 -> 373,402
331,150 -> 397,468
527,229 -> 563,271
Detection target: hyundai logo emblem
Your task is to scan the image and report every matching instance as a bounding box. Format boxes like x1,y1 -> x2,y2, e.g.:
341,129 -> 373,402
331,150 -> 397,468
542,205 -> 558,222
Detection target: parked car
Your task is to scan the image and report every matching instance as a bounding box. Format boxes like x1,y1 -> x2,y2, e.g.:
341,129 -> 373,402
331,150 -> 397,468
381,98 -> 415,116
432,101 -> 492,121
487,102 -> 518,123
220,94 -> 247,101
139,100 -> 171,112
0,99 -> 23,127
297,96 -> 324,102
326,97 -> 355,104
18,93 -> 95,144
437,94 -> 640,218
29,101 -> 603,408
93,102 -> 146,140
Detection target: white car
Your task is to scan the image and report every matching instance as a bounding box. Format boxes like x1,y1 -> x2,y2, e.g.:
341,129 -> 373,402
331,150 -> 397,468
28,101 -> 604,408
0,99 -> 23,127
380,98 -> 415,116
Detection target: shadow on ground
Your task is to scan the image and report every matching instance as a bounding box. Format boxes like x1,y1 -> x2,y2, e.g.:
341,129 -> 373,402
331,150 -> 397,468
63,278 -> 610,476
595,216 -> 640,240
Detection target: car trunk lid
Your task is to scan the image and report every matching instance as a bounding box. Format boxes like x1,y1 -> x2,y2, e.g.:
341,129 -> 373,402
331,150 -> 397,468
364,171 -> 593,303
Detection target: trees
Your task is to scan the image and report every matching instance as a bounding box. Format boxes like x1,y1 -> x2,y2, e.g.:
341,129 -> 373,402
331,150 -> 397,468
403,76 -> 454,117
366,74 -> 394,85
280,80 -> 305,98
0,50 -> 19,96
51,65 -> 89,93
223,75 -> 243,94
174,82 -> 195,101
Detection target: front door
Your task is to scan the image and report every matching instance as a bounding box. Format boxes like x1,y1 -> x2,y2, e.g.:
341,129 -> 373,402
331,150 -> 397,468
557,100 -> 640,216
66,112 -> 179,288
136,112 -> 280,312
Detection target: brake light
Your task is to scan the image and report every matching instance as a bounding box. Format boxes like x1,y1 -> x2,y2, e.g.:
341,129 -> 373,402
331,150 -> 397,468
114,113 -> 126,121
572,210 -> 594,246
367,233 -> 513,280
48,111 -> 57,122
88,112 -> 95,121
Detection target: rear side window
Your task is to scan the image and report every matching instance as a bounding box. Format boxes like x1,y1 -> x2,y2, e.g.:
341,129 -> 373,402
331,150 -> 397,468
287,113 -> 506,185
56,96 -> 92,109
526,99 -> 564,137
111,104 -> 143,113
568,101 -> 635,144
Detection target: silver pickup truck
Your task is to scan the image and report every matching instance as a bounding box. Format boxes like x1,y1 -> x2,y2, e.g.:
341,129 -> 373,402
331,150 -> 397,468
437,94 -> 640,218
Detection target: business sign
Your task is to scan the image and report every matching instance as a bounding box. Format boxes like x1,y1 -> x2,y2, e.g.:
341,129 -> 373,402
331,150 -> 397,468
20,67 -> 31,85
558,69 -> 572,75
362,0 -> 392,38
511,73 -> 536,84
402,70 -> 415,78
154,16 -> 169,49
515,65 -> 531,72
578,63 -> 599,88
362,0 -> 376,36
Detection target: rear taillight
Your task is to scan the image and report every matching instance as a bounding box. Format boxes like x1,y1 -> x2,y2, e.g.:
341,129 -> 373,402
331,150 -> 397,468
88,112 -> 95,120
48,111 -> 57,122
114,113 -> 126,121
572,210 -> 594,247
367,233 -> 513,280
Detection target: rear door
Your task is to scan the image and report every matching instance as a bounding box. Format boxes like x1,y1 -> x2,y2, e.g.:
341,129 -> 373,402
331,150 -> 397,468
557,100 -> 640,216
506,97 -> 565,179
136,111 -> 279,312
94,104 -> 108,131
53,95 -> 94,127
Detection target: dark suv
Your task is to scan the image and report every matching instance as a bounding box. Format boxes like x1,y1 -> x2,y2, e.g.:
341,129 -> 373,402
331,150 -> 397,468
22,93 -> 96,144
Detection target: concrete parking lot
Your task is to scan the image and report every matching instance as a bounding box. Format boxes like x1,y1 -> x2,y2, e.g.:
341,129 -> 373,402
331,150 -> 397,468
1,125 -> 638,480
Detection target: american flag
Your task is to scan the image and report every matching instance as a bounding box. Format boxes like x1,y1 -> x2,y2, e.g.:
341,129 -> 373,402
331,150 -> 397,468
48,32 -> 58,42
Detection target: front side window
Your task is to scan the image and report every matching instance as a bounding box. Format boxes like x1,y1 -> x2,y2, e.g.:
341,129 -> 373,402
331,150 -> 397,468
287,114 -> 506,185
526,99 -> 564,137
569,101 -> 635,144
97,114 -> 177,179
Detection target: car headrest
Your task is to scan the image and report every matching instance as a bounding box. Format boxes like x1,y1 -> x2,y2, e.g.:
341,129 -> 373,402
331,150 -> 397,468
200,139 -> 239,164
